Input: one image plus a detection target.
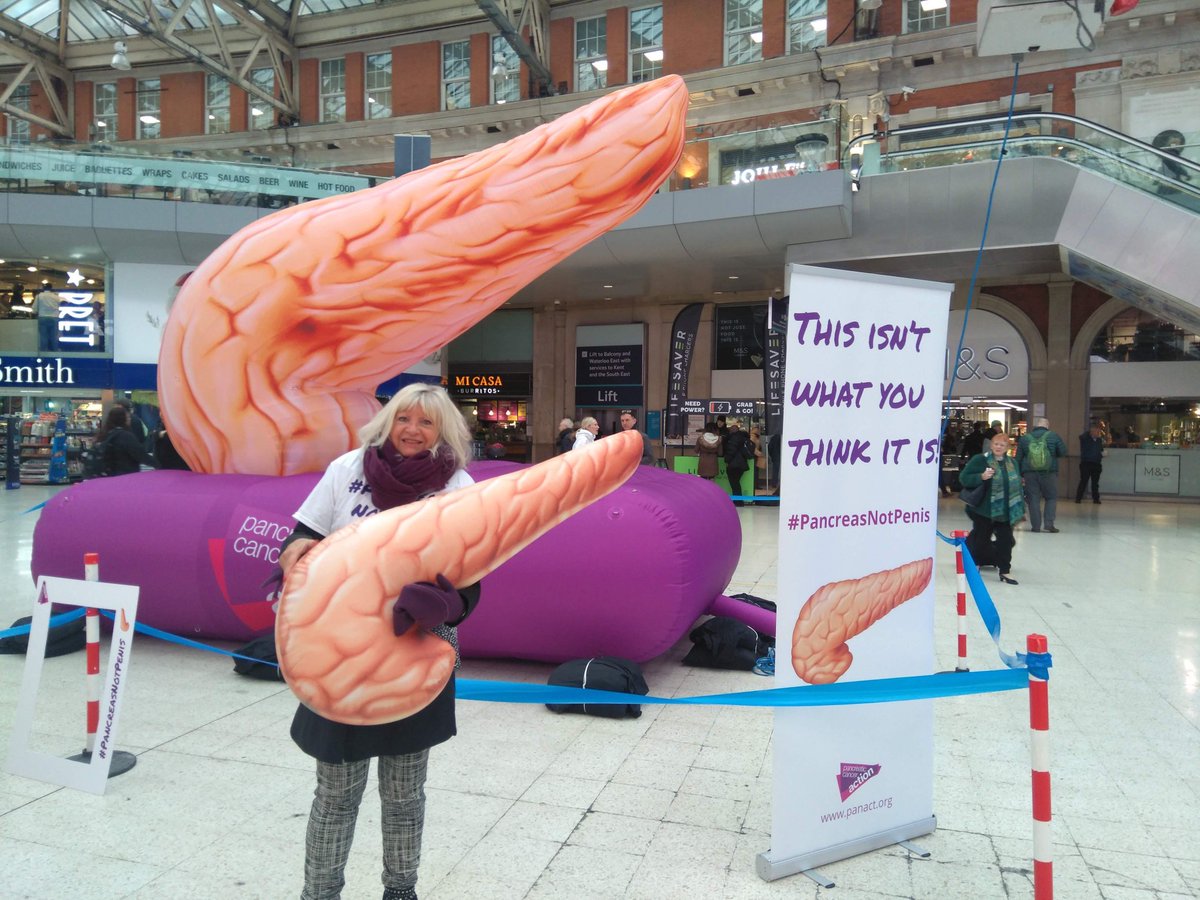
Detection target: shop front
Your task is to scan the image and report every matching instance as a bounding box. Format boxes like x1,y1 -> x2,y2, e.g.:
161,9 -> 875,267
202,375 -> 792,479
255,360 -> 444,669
449,368 -> 533,462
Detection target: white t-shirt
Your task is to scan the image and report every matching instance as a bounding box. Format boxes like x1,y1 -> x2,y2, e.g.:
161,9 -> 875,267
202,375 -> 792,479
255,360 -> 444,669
294,448 -> 474,536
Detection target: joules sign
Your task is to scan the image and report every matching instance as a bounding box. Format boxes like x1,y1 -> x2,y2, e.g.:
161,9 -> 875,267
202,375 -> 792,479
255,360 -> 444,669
57,291 -> 98,347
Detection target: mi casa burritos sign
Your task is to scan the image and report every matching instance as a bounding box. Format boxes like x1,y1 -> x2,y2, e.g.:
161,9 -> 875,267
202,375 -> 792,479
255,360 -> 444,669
449,373 -> 532,396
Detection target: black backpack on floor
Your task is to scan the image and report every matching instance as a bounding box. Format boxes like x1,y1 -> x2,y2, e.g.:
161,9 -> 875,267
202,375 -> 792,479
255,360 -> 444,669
0,614 -> 86,658
682,616 -> 773,670
546,656 -> 649,718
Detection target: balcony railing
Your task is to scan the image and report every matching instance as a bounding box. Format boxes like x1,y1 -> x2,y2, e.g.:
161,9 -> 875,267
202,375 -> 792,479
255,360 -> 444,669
845,113 -> 1200,214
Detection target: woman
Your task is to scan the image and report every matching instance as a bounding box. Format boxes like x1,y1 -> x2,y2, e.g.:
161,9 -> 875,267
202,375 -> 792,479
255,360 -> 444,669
96,406 -> 154,476
722,418 -> 753,505
749,425 -> 766,492
695,422 -> 722,480
959,431 -> 1025,585
278,383 -> 479,900
572,416 -> 599,450
555,417 -> 575,454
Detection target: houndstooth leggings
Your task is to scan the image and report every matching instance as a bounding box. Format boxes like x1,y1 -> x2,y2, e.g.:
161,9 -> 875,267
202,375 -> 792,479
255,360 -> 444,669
301,751 -> 429,900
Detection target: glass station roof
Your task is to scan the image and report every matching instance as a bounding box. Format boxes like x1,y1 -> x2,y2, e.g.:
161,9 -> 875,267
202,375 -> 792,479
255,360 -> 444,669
0,0 -> 382,42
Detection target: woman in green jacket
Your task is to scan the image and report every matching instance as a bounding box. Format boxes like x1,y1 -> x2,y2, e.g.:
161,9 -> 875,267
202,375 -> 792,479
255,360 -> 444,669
959,432 -> 1025,585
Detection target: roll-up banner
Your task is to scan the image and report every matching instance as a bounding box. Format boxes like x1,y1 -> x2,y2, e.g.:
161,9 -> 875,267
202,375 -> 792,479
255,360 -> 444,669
764,295 -> 789,437
758,265 -> 951,882
665,303 -> 705,441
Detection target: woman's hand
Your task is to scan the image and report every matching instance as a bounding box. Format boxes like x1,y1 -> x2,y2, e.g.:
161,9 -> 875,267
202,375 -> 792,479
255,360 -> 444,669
981,466 -> 995,481
280,538 -> 318,576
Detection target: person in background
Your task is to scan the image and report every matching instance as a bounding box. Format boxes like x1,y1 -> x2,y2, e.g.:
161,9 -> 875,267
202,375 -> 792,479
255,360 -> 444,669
113,398 -> 149,448
695,422 -> 722,480
960,421 -> 986,458
34,285 -> 60,352
1016,416 -> 1068,533
96,407 -> 155,476
1124,425 -> 1141,447
1076,423 -> 1106,504
748,424 -> 766,493
277,383 -> 480,900
618,410 -> 654,466
960,431 -> 1025,585
572,417 -> 599,450
984,419 -> 1003,440
555,418 -> 575,454
722,418 -> 754,506
152,426 -> 191,470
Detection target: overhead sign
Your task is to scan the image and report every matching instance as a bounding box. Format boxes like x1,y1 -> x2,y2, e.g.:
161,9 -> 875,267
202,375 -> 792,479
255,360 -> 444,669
575,385 -> 644,407
448,373 -> 532,396
0,355 -> 113,389
945,308 -> 1029,398
708,400 -> 757,416
0,147 -> 372,202
575,345 -> 643,385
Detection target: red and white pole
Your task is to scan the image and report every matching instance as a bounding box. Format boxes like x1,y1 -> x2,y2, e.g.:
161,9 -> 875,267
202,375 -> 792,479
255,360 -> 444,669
954,529 -> 969,671
84,552 -> 100,756
1028,633 -> 1053,900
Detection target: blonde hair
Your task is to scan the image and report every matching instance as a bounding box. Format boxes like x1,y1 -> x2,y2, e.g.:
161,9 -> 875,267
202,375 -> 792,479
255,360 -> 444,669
579,417 -> 598,430
357,383 -> 471,470
558,418 -> 574,432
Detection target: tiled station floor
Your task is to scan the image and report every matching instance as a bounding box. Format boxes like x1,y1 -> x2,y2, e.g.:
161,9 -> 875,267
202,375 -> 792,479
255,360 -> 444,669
1,484 -> 1197,899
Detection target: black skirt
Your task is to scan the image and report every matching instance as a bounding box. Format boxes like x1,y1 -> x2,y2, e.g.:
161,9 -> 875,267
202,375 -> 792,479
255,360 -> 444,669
291,677 -> 457,764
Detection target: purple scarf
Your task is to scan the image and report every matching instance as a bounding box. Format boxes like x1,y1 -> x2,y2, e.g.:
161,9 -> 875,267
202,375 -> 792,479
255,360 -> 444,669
361,441 -> 458,510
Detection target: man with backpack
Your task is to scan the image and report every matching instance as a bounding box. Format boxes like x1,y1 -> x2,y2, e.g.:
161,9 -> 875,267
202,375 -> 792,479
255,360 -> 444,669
1016,416 -> 1068,533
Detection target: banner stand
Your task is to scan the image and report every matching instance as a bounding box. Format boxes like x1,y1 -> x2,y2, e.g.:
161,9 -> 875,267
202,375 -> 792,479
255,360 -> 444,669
763,265 -> 952,885
756,816 -> 936,883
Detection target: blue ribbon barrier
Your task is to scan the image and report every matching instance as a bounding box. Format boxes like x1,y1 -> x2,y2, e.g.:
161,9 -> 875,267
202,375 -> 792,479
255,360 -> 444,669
22,501 -> 47,515
0,607 -> 86,639
936,530 -> 1052,675
87,610 -> 1030,708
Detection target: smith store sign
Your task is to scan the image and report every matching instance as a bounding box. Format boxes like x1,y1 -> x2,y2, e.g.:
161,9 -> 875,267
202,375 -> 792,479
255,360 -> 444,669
449,373 -> 532,396
0,356 -> 112,388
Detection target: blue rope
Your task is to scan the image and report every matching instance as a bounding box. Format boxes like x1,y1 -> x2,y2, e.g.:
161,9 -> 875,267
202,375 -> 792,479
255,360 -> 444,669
0,607 -> 85,639
941,57 -> 1022,440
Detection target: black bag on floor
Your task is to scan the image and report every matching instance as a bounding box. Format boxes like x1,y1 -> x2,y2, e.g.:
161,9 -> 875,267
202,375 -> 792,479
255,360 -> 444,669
232,635 -> 286,681
682,616 -> 773,670
728,592 -> 777,613
0,614 -> 86,658
546,656 -> 648,718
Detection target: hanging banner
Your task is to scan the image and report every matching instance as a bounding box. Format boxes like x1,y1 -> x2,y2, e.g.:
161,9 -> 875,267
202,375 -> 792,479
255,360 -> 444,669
665,303 -> 705,440
763,295 -> 790,437
758,266 -> 950,882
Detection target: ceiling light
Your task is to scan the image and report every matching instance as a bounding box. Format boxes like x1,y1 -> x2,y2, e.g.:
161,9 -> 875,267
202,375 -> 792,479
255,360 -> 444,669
95,120 -> 107,128
644,50 -> 664,62
27,266 -> 37,272
858,0 -> 882,8
592,60 -> 609,71
920,0 -> 947,9
87,279 -> 96,285
603,284 -> 614,288
251,106 -> 265,116
728,275 -> 740,280
750,31 -> 763,43
111,41 -> 131,71
811,17 -> 827,31
208,114 -> 215,120
139,114 -> 159,124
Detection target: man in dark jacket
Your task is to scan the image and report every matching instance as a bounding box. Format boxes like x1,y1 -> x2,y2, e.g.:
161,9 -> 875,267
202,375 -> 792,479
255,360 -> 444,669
619,410 -> 655,466
1016,417 -> 1068,532
1076,423 -> 1105,504
723,418 -> 754,505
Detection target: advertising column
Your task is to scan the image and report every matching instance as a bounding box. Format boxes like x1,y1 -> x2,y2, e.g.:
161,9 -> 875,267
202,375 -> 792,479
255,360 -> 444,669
758,266 -> 951,881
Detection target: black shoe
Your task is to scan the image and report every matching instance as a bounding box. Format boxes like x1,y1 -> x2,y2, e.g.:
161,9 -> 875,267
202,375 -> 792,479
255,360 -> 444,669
1030,528 -> 1041,533
999,574 -> 1019,585
1093,499 -> 1101,504
1075,499 -> 1082,504
1045,526 -> 1059,533
383,887 -> 417,900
